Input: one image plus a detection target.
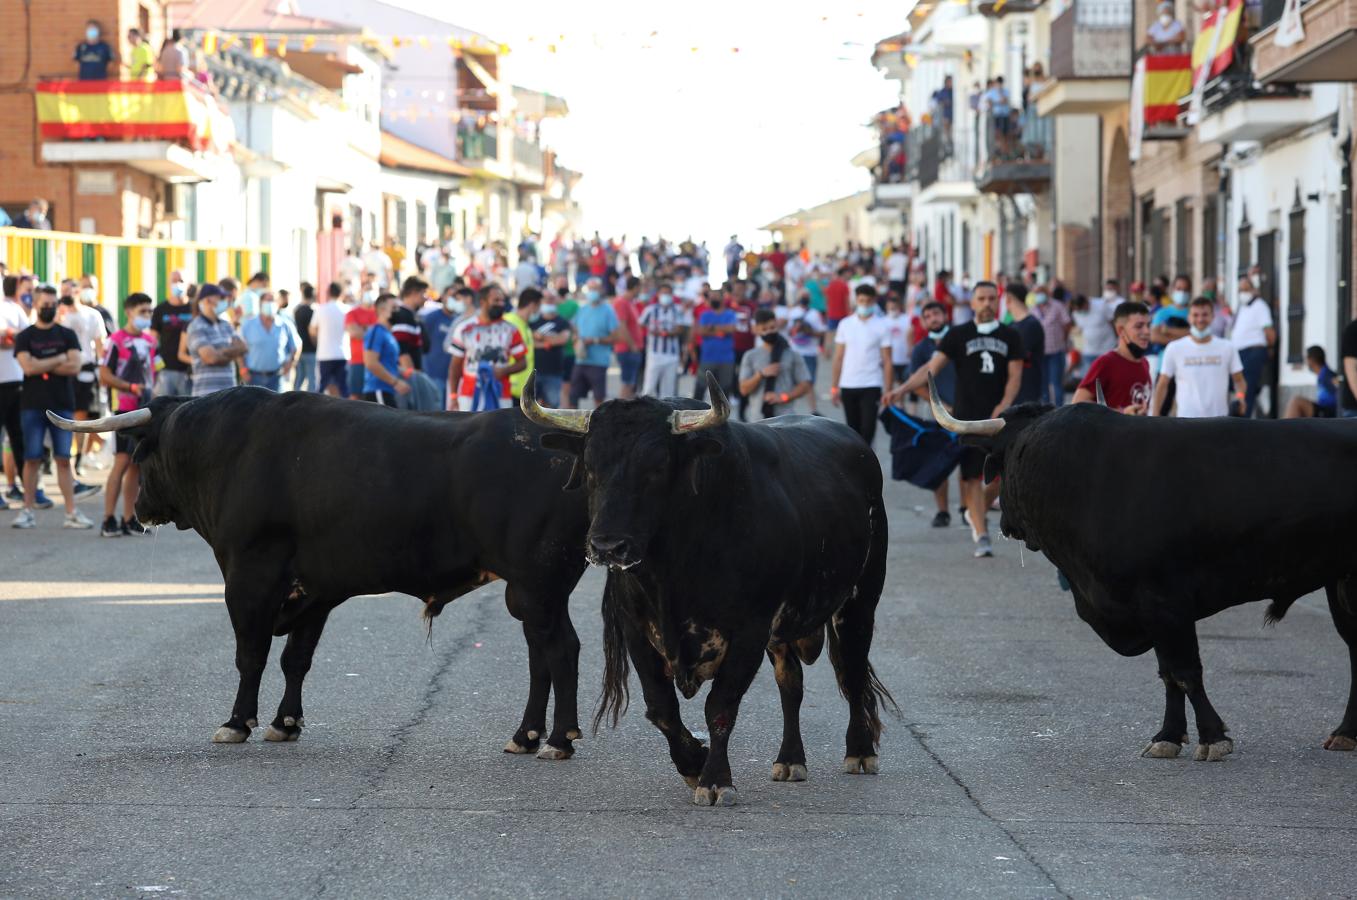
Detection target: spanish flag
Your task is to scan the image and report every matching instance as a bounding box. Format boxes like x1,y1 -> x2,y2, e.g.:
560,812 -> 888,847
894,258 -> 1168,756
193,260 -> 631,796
1192,0 -> 1244,83
35,81 -> 230,151
1142,53 -> 1192,124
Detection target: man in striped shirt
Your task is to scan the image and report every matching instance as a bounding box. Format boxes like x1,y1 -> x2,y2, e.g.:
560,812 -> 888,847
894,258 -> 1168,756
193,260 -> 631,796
638,284 -> 692,398
390,276 -> 428,373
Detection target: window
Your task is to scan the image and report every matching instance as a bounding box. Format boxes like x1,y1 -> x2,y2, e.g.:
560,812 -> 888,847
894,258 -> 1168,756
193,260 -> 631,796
416,201 -> 428,245
1140,195 -> 1154,283
1237,204 -> 1252,277
1201,200 -> 1217,281
1287,192 -> 1305,364
1174,198 -> 1193,282
961,220 -> 971,276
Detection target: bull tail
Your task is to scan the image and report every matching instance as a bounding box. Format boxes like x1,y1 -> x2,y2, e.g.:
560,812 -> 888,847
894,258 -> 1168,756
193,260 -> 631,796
592,576 -> 631,734
1264,596 -> 1300,627
827,618 -> 903,750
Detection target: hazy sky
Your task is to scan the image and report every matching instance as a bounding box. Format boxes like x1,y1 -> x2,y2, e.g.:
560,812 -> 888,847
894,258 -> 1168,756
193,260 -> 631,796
397,0 -> 904,250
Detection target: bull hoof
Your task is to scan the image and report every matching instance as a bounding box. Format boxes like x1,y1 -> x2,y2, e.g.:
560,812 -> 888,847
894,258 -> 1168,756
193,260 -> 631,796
682,774 -> 701,788
565,728 -> 582,741
503,740 -> 534,754
771,762 -> 808,782
211,726 -> 249,744
1323,734 -> 1357,751
535,744 -> 573,761
1192,739 -> 1234,761
693,785 -> 738,807
843,755 -> 879,775
1140,741 -> 1183,759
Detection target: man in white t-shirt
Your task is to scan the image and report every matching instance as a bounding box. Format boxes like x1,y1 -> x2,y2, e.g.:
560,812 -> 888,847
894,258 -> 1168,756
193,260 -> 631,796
1229,272 -> 1277,418
1152,296 -> 1245,418
885,248 -> 909,296
59,284 -> 108,473
363,242 -> 393,290
1076,279 -> 1122,359
311,282 -> 352,397
831,283 -> 893,445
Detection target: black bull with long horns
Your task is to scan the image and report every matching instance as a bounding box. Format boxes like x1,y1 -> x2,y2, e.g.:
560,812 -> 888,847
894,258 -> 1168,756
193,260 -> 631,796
520,371 -> 898,807
50,388 -> 594,758
927,374 -> 1357,761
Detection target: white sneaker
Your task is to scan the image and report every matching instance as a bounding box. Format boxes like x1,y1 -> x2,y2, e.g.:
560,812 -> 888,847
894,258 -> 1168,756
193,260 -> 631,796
11,509 -> 36,529
63,509 -> 94,529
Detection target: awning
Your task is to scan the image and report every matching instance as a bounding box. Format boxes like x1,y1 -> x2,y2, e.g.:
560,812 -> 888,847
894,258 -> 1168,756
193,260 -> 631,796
379,132 -> 471,178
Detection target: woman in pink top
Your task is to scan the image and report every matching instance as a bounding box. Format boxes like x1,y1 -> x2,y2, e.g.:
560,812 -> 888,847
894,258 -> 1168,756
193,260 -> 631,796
96,293 -> 158,537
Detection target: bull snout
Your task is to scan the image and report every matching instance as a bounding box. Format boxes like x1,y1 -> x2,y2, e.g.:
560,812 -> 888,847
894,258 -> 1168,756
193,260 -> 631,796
588,534 -> 641,570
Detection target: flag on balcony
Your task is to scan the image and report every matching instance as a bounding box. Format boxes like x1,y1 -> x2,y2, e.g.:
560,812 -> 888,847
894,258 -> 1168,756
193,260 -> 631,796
35,81 -> 236,153
1191,0 -> 1244,82
1141,54 -> 1192,125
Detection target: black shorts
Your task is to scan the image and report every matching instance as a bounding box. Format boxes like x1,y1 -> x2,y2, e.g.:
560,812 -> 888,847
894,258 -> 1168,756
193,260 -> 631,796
114,432 -> 139,456
74,376 -> 97,414
959,445 -> 987,480
318,359 -> 348,395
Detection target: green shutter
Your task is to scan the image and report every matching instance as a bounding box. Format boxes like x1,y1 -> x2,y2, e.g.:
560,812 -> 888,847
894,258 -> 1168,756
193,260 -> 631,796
32,239 -> 48,281
117,246 -> 130,302
260,251 -> 269,276
81,242 -> 96,276
196,249 -> 208,282
156,248 -> 168,301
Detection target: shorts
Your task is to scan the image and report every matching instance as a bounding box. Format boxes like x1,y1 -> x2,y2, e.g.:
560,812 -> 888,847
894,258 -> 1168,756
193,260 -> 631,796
959,445 -> 987,481
21,407 -> 73,460
617,351 -> 643,386
570,363 -> 608,404
346,364 -> 366,398
827,317 -> 843,331
1316,404 -> 1336,419
114,432 -> 139,455
799,353 -> 818,383
74,372 -> 97,414
362,390 -> 396,405
318,359 -> 348,395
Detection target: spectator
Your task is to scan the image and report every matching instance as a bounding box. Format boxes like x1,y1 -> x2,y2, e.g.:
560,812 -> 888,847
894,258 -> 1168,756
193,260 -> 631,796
74,21 -> 115,81
905,301 -> 957,527
1284,346 -> 1338,419
390,276 -> 428,374
312,283 -> 351,398
503,287 -> 539,407
738,308 -> 812,419
1004,283 -> 1047,405
128,28 -> 155,80
1152,296 -> 1246,418
447,285 -> 527,411
419,287 -> 462,404
830,284 -> 894,445
568,278 -> 625,410
1,276 -> 50,511
150,270 -> 194,397
291,283 -> 317,391
724,235 -> 743,281
429,248 -> 458,295
186,284 -> 246,398
693,283 -> 739,405
1230,272 -> 1276,417
884,294 -> 912,386
638,282 -> 690,399
158,29 -> 187,80
364,241 -> 394,290
1341,313 -> 1357,419
825,265 -> 852,333
97,293 -> 156,537
528,291 -> 573,407
12,285 -> 93,530
784,291 -> 825,415
982,77 -> 1012,154
361,293 -> 409,405
235,272 -> 268,322
59,278 -> 108,475
343,289 -> 378,399
612,277 -> 644,400
1029,284 -> 1072,405
16,200 -> 51,232
1073,301 -> 1153,414
1147,1 -> 1186,50
238,293 -> 299,392
513,252 -> 542,291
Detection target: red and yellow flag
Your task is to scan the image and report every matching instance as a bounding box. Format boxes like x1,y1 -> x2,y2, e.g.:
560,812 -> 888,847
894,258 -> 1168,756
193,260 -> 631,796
1142,53 -> 1192,124
1192,0 -> 1244,82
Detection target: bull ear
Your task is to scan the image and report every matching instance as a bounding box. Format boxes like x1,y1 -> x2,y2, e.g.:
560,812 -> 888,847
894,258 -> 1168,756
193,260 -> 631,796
685,437 -> 724,496
982,452 -> 1003,485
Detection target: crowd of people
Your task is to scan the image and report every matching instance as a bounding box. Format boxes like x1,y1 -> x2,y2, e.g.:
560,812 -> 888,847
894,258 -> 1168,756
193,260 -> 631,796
3,227 -> 1344,550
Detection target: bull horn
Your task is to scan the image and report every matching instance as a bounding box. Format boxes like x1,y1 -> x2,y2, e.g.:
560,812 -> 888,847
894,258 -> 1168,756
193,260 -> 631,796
1095,380 -> 1107,407
520,372 -> 591,434
671,371 -> 731,433
928,374 -> 1005,436
46,408 -> 152,433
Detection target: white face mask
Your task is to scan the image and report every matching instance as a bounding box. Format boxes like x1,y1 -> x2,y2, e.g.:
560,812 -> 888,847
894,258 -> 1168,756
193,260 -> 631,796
1103,289 -> 1117,300
975,319 -> 1000,335
1250,273 -> 1261,288
658,293 -> 674,306
1238,290 -> 1253,304
1190,325 -> 1212,340
856,304 -> 875,318
259,301 -> 276,318
540,303 -> 556,316
1159,13 -> 1172,24
80,288 -> 96,303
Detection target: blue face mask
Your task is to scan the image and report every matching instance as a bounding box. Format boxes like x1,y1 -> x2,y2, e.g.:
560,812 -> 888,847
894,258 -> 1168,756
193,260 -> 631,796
214,300 -> 229,316
1173,290 -> 1190,306
586,290 -> 602,303
928,326 -> 948,340
1032,292 -> 1049,305
131,316 -> 151,331
1190,325 -> 1212,339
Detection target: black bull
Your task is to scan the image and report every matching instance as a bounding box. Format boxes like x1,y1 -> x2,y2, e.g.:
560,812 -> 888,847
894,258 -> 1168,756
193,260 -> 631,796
930,378 -> 1357,760
522,372 -> 897,807
53,388 -> 592,757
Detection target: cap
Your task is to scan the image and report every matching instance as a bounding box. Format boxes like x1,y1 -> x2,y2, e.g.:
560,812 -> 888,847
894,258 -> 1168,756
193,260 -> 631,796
197,283 -> 224,301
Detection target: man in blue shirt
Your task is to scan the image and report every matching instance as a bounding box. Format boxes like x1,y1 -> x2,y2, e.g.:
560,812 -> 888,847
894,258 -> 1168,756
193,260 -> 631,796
907,301 -> 959,528
362,294 -> 409,404
566,277 -> 624,409
74,21 -> 115,81
694,291 -> 738,403
239,293 -> 299,392
419,289 -> 460,407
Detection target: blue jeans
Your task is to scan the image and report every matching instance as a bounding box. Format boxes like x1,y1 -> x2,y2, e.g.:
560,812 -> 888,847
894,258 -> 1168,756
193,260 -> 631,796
293,352 -> 317,392
1042,353 -> 1065,406
346,364 -> 366,398
617,351 -> 643,386
248,372 -> 282,392
155,369 -> 191,398
534,373 -> 563,407
1239,345 -> 1269,418
21,407 -> 72,460
1342,408 -> 1357,419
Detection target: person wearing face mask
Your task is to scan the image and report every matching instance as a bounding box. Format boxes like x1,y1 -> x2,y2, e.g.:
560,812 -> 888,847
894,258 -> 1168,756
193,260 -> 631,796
312,282 -> 352,398
1146,0 -> 1186,50
235,272 -> 270,323
785,292 -> 825,415
638,282 -> 691,398
361,294 -> 411,404
1229,273 -> 1276,418
97,293 -> 157,537
12,285 -> 93,530
1074,301 -> 1153,413
343,284 -> 378,400
903,301 -> 959,528
692,284 -> 739,405
447,284 -> 527,411
567,278 -> 625,409
74,21 -> 116,82
1152,296 -> 1246,418
890,281 -> 1023,559
1150,274 -> 1192,353
186,283 -> 247,398
60,276 -> 109,474
151,269 -> 195,397
418,287 -> 463,404
1004,283 -> 1047,405
238,292 -> 299,392
830,284 -> 895,446
527,291 -> 573,407
737,308 -> 812,419
1028,282 -> 1071,405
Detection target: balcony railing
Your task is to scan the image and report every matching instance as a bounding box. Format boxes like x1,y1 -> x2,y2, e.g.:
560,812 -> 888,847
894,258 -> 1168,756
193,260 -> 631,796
1197,39 -> 1305,118
35,78 -> 235,153
513,135 -> 544,172
916,124 -> 976,190
458,126 -> 499,163
1050,0 -> 1133,79
975,109 -> 1052,193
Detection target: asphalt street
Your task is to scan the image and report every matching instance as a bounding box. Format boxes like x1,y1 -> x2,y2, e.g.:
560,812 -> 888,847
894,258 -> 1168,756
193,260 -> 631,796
2,407 -> 1356,898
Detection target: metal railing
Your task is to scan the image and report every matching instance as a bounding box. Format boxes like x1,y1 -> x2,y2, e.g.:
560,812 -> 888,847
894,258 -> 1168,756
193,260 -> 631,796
916,124 -> 976,190
513,135 -> 544,172
977,108 -> 1052,169
458,126 -> 498,162
1050,0 -> 1133,79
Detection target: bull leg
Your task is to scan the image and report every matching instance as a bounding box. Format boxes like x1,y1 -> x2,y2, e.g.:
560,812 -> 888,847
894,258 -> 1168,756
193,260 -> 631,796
767,643 -> 808,782
1153,622 -> 1232,761
1324,580 -> 1357,751
506,585 -> 580,760
692,641 -> 764,808
625,624 -> 707,786
1142,647 -> 1189,758
505,622 -> 551,755
213,564 -> 289,744
264,606 -> 333,743
535,606 -> 582,760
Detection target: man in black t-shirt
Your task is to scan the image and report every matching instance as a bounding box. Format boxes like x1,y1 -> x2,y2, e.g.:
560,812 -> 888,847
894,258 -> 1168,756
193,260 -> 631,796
150,272 -> 195,396
887,280 -> 1022,559
391,276 -> 428,373
291,283 -> 318,391
1004,283 -> 1046,405
528,297 -> 574,407
1341,317 -> 1357,419
12,286 -> 93,529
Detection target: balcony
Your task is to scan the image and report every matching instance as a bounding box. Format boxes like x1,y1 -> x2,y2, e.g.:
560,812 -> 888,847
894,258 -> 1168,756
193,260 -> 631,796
35,79 -> 235,181
1252,0 -> 1357,82
975,110 -> 1051,194
1195,42 -> 1311,142
457,126 -> 499,164
915,125 -> 979,205
1037,0 -> 1133,116
513,135 -> 545,185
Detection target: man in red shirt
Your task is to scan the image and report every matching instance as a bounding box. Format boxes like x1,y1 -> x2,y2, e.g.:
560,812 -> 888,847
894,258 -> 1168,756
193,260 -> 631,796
343,292 -> 379,400
1073,301 -> 1152,413
726,282 -> 757,422
612,276 -> 644,399
447,285 -> 527,411
825,266 -> 851,331
765,242 -> 788,276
